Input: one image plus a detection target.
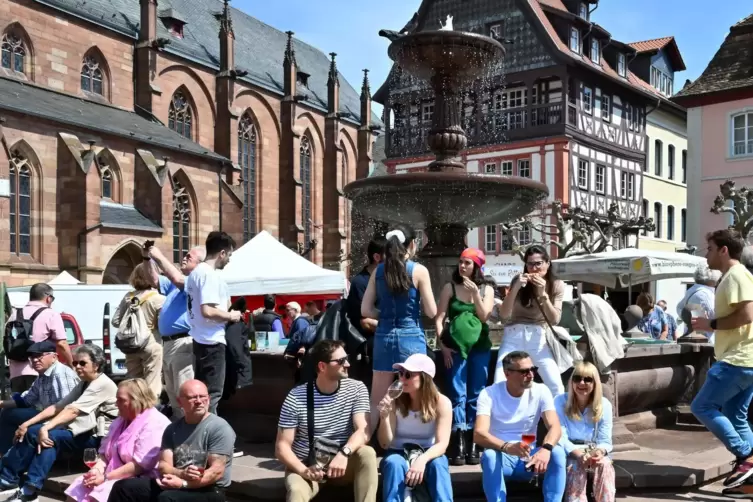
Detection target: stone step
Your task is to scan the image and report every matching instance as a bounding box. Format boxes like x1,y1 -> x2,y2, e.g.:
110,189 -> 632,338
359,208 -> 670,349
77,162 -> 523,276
41,427 -> 734,501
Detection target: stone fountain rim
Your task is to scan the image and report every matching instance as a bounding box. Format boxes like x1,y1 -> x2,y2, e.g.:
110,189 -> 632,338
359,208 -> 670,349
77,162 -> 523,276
344,172 -> 550,198
387,30 -> 507,53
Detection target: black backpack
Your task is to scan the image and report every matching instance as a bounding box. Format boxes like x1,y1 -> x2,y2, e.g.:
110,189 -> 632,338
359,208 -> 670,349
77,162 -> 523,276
4,307 -> 48,361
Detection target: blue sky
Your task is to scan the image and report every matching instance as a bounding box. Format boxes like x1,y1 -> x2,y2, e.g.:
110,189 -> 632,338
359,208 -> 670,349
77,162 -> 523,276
235,0 -> 750,113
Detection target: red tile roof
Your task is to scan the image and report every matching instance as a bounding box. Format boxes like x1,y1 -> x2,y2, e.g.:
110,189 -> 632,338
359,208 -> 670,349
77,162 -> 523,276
628,37 -> 675,53
536,0 -> 569,12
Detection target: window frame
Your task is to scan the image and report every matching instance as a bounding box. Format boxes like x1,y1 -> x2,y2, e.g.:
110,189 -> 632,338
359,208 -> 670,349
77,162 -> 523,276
517,159 -> 531,178
617,53 -> 626,77
577,159 -> 589,190
485,225 -> 497,254
239,113 -> 258,242
9,152 -> 31,256
642,199 -> 649,236
80,55 -> 104,96
484,162 -> 496,174
1,33 -> 26,75
601,94 -> 611,122
681,208 -> 687,242
667,205 -> 675,241
590,38 -> 600,64
681,149 -> 687,184
582,87 -> 593,115
654,139 -> 663,176
595,164 -> 606,194
667,145 -> 675,180
168,90 -> 193,140
501,161 -> 513,176
172,178 -> 191,264
570,28 -> 581,53
579,2 -> 589,19
421,102 -> 434,123
300,136 -> 313,246
654,202 -> 663,239
731,112 -> 753,157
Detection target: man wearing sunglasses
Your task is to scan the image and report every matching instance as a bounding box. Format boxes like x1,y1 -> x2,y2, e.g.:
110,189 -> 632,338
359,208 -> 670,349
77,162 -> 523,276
474,351 -> 566,502
276,340 -> 377,502
5,284 -> 73,394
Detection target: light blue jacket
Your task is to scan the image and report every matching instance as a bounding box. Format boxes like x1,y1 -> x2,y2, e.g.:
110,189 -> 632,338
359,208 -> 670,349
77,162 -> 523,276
554,393 -> 613,455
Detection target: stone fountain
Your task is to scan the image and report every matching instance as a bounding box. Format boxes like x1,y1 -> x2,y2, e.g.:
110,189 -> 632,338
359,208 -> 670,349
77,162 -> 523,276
345,20 -> 549,290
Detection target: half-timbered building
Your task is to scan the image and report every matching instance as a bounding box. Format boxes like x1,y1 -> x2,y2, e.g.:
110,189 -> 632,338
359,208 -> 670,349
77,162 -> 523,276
374,0 -> 662,278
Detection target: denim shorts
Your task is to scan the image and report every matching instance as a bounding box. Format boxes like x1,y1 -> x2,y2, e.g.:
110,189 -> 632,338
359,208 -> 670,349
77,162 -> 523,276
373,328 -> 426,372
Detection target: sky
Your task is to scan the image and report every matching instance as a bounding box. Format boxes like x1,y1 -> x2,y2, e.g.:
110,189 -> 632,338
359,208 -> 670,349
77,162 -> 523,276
234,0 -> 751,115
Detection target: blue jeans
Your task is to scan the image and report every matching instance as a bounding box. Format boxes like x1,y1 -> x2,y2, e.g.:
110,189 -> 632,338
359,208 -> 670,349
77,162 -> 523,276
691,361 -> 753,458
380,451 -> 453,502
0,408 -> 39,456
481,446 -> 566,502
0,424 -> 98,491
446,348 -> 490,431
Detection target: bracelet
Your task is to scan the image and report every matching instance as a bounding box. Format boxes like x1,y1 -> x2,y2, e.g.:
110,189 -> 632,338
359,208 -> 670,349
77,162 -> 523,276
501,441 -> 509,453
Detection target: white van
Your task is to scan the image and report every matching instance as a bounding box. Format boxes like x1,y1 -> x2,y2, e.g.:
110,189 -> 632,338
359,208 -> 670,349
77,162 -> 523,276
7,284 -> 132,379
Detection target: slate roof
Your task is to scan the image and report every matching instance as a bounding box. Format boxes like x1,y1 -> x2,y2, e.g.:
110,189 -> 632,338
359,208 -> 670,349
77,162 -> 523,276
627,36 -> 686,72
673,14 -> 753,101
100,200 -> 163,233
0,76 -> 227,162
32,0 -> 381,127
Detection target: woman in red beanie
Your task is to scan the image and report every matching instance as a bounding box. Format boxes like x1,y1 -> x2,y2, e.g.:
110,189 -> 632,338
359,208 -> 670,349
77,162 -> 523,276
434,247 -> 495,466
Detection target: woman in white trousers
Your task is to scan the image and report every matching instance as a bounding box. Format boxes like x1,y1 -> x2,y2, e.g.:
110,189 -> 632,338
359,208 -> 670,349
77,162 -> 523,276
493,245 -> 566,397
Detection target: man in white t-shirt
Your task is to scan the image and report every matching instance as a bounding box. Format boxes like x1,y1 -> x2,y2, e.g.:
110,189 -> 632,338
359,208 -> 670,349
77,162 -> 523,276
474,351 -> 566,502
185,231 -> 240,414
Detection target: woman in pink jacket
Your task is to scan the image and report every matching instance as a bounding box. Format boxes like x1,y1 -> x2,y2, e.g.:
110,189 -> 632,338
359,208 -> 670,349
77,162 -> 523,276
65,378 -> 170,502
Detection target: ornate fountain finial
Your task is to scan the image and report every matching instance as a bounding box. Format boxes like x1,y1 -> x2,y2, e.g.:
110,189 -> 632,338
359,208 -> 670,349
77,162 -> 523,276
439,14 -> 454,31
220,0 -> 234,35
284,31 -> 296,66
328,52 -> 339,84
361,69 -> 371,98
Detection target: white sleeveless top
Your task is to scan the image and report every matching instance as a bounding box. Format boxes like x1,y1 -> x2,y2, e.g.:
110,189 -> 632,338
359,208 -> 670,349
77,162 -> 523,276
390,410 -> 436,449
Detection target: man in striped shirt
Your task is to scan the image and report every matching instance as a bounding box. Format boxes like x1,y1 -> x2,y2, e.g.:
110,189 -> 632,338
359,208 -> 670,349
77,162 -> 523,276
0,341 -> 78,456
276,340 -> 377,502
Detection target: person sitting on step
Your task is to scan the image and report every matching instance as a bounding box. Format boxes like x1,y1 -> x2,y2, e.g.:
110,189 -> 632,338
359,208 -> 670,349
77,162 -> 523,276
474,351 -> 566,502
377,354 -> 453,502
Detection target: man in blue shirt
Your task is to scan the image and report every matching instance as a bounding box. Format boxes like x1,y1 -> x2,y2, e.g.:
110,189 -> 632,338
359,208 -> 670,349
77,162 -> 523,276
657,300 -> 678,340
146,244 -> 205,419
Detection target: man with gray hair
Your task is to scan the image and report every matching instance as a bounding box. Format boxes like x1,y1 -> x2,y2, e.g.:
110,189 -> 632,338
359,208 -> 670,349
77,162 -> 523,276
676,264 -> 722,342
146,243 -> 205,419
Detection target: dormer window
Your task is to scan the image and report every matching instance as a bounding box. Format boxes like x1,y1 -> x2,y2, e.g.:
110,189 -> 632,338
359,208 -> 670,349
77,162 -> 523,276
570,28 -> 581,53
579,2 -> 589,19
297,72 -> 310,88
617,53 -> 626,77
590,39 -> 600,64
159,8 -> 186,38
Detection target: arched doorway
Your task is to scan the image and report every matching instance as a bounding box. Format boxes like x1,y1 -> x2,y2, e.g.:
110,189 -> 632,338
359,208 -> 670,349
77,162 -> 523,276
102,243 -> 141,284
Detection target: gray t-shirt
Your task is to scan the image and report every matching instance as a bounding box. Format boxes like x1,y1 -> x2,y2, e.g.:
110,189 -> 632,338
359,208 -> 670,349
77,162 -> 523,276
161,414 -> 236,487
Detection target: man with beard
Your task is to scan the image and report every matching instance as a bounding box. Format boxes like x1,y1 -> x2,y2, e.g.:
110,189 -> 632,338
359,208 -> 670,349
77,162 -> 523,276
474,351 -> 566,502
185,232 -> 240,414
276,340 -> 376,502
146,243 -> 206,419
108,380 -> 235,502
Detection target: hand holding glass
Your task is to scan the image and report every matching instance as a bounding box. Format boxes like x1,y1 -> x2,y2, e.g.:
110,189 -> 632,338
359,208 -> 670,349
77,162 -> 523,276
83,448 -> 98,469
521,432 -> 536,462
387,380 -> 403,399
191,450 -> 208,475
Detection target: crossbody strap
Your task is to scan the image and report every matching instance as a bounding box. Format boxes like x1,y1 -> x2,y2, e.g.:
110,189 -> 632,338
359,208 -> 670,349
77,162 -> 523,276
29,307 -> 49,322
306,379 -> 315,466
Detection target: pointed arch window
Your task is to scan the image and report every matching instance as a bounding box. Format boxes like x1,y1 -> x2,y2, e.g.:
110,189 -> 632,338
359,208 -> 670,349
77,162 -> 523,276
80,55 -> 104,95
300,136 -> 312,245
168,91 -> 193,139
239,113 -> 257,242
172,178 -> 191,263
9,151 -> 31,255
101,168 -> 112,199
1,33 -> 26,74
340,143 -> 350,236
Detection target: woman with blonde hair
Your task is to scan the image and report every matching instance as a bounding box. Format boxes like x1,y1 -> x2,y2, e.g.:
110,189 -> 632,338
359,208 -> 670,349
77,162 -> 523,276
377,354 -> 453,502
65,378 -> 171,502
554,362 -> 615,502
112,263 -> 165,397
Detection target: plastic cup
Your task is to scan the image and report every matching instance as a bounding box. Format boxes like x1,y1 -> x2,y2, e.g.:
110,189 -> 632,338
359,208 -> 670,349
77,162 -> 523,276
255,332 -> 267,351
267,331 -> 280,352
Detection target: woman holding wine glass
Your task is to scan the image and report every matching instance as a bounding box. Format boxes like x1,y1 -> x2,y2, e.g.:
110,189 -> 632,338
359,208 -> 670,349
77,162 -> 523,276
434,248 -> 494,466
493,245 -> 566,396
65,379 -> 170,502
362,224 -> 437,430
377,354 -> 453,502
554,362 -> 615,502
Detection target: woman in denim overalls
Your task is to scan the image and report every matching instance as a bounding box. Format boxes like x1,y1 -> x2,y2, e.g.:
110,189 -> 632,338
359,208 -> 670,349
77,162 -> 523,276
362,224 -> 437,430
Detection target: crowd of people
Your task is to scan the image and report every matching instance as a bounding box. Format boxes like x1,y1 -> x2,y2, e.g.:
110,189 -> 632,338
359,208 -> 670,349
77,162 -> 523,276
274,222 -> 616,502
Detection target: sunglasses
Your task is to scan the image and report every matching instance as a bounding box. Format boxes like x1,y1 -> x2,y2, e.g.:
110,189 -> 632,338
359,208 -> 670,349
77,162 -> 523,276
526,261 -> 545,268
328,356 -> 349,366
72,360 -> 89,367
397,369 -> 415,379
572,375 -> 595,384
509,366 -> 538,375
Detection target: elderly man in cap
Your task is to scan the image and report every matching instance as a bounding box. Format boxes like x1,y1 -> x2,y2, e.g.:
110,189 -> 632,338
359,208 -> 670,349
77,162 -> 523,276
0,341 -> 78,457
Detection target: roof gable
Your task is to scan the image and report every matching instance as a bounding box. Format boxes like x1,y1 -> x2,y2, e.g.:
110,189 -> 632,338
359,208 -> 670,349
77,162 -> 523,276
30,0 -> 381,127
627,37 -> 686,72
673,13 -> 753,102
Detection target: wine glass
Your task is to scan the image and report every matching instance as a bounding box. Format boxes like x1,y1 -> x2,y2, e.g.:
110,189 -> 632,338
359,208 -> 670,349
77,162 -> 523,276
191,450 -> 208,475
314,448 -> 333,484
387,380 -> 403,399
521,431 -> 536,462
585,441 -> 597,473
83,448 -> 98,469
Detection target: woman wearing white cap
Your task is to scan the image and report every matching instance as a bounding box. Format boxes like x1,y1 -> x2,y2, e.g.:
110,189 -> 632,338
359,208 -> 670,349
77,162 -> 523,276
377,354 -> 453,502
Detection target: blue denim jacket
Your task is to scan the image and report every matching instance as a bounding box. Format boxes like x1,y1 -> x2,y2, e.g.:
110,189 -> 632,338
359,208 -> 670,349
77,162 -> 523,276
637,306 -> 667,339
554,393 -> 613,455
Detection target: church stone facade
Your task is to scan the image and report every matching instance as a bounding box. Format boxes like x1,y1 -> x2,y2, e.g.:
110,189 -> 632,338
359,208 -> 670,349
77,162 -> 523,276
0,0 -> 379,286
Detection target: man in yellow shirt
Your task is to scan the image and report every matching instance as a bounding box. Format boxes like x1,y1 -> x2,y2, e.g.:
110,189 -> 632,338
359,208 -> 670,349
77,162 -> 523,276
691,229 -> 753,495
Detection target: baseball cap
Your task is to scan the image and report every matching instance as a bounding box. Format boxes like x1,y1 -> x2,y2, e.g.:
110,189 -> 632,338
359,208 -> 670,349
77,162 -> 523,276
392,353 -> 436,378
27,340 -> 57,355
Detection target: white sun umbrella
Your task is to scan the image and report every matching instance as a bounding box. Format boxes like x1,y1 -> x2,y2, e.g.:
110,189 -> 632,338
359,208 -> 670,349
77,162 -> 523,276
551,248 -> 707,288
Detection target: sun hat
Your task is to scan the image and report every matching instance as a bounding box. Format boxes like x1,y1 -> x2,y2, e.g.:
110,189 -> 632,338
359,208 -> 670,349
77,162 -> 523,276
392,353 -> 436,378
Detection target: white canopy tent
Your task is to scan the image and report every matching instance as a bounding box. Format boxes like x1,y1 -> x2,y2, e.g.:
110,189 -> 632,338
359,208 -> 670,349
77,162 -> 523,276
220,231 -> 347,296
552,248 -> 707,288
48,271 -> 82,285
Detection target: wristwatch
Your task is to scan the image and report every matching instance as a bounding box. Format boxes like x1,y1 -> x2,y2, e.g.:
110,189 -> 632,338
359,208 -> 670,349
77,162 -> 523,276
710,319 -> 718,330
339,446 -> 352,457
541,443 -> 554,452
538,294 -> 549,303
181,480 -> 188,489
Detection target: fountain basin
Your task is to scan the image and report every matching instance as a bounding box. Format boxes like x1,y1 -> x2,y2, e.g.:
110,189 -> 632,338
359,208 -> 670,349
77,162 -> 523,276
344,172 -> 548,228
387,30 -> 505,82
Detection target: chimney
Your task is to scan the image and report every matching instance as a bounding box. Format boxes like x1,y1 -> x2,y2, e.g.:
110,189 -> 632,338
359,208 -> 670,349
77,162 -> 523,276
327,52 -> 340,115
